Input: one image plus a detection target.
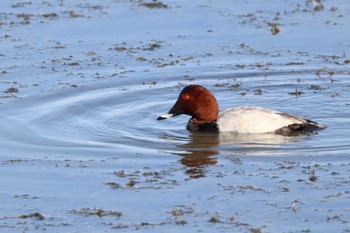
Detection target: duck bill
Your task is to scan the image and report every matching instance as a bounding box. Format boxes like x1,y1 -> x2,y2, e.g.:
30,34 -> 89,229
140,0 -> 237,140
157,112 -> 175,120
157,102 -> 182,121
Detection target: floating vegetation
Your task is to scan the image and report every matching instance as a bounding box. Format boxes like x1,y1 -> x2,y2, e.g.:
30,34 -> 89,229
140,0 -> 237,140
250,227 -> 263,233
70,208 -> 122,218
208,215 -> 223,223
11,1 -> 32,8
316,67 -> 334,82
309,170 -> 317,182
253,89 -> 263,95
291,200 -> 298,212
309,155 -> 319,182
171,209 -> 184,217
288,89 -> 305,96
229,83 -> 240,89
16,13 -> 33,24
66,62 -> 80,66
142,80 -> 157,85
18,212 -> 45,220
137,57 -> 148,62
237,185 -> 268,192
308,84 -> 326,91
269,23 -> 280,35
52,44 -> 66,49
140,1 -> 168,9
175,220 -> 188,225
311,0 -> 324,12
143,41 -> 162,51
77,3 -> 104,11
67,11 -> 83,18
114,170 -> 126,177
125,180 -> 136,188
105,181 -> 120,189
42,13 -> 59,19
13,194 -> 39,199
5,87 -> 19,93
111,46 -> 128,52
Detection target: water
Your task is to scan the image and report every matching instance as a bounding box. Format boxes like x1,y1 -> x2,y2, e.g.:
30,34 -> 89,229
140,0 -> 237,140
0,1 -> 350,232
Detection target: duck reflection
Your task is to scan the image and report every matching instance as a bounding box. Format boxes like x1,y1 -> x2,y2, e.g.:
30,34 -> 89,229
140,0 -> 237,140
177,132 -> 219,178
161,131 -> 305,178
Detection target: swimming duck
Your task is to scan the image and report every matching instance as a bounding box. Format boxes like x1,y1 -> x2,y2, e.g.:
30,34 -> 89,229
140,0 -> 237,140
157,85 -> 326,135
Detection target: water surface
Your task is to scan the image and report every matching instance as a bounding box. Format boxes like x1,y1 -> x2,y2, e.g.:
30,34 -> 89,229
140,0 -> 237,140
1,1 -> 349,232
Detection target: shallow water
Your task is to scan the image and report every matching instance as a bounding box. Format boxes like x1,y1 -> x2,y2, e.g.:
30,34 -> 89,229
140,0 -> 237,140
1,1 -> 350,232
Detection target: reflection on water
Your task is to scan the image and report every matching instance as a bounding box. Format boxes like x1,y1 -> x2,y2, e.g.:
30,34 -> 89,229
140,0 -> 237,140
168,130 -> 305,178
177,132 -> 219,178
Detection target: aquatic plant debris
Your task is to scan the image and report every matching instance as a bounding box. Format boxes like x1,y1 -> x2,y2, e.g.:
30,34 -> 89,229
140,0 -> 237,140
18,212 -> 45,220
270,23 -> 280,35
316,67 -> 334,82
139,1 -> 168,9
69,208 -> 122,218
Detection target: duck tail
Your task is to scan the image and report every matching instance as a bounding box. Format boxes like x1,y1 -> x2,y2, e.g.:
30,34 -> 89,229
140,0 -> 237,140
275,120 -> 327,136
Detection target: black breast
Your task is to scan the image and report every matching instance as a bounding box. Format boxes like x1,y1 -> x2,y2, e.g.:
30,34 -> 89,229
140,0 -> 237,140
186,120 -> 219,132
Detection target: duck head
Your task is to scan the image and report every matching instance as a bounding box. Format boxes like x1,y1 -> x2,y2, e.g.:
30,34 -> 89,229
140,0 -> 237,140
157,85 -> 219,126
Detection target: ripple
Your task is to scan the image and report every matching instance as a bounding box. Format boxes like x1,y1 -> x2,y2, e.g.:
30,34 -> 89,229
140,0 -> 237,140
0,70 -> 349,160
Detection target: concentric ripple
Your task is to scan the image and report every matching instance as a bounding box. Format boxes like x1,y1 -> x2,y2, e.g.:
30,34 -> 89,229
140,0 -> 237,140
0,83 -> 186,158
1,70 -> 349,161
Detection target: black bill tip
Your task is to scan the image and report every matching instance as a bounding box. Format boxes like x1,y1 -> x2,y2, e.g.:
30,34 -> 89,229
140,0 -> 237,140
157,112 -> 174,121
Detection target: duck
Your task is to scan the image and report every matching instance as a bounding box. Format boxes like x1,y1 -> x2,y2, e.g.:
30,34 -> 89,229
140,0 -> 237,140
157,85 -> 327,135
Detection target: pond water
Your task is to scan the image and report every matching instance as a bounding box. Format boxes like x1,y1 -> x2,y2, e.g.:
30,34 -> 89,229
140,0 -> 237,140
0,1 -> 349,232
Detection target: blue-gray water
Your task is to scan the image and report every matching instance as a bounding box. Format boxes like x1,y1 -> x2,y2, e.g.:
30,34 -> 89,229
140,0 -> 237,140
0,1 -> 349,232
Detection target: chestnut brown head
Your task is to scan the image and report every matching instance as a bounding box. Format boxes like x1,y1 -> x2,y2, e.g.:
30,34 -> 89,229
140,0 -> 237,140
157,85 -> 219,123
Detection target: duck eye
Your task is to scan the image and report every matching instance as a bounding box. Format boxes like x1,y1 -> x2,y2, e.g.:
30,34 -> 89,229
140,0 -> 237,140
181,93 -> 190,101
